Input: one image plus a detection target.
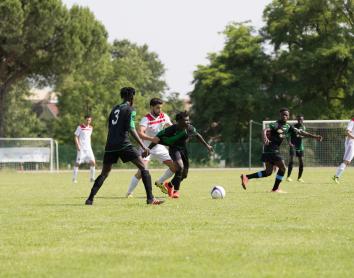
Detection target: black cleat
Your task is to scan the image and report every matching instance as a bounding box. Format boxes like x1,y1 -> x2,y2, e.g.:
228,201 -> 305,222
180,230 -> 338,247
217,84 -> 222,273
85,199 -> 93,205
147,198 -> 165,205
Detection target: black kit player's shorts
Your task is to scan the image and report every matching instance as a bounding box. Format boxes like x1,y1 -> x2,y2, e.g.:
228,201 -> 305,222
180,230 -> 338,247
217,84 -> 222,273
103,145 -> 139,164
289,146 -> 304,158
170,148 -> 189,169
261,152 -> 283,165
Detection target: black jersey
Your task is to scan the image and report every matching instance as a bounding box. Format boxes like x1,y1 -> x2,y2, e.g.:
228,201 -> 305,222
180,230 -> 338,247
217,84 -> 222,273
264,120 -> 298,153
156,124 -> 198,150
289,123 -> 306,151
105,102 -> 136,152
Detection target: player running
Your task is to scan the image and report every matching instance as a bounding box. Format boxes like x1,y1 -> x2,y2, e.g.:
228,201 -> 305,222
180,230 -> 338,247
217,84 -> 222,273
333,118 -> 354,183
286,115 -> 307,183
126,98 -> 175,197
85,87 -> 164,205
240,108 -> 322,193
72,115 -> 95,183
145,111 -> 213,198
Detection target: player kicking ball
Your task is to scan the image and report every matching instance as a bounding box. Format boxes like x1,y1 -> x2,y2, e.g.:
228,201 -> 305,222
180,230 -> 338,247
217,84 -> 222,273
241,108 -> 322,193
72,115 -> 96,183
333,118 -> 354,183
85,87 -> 164,206
286,115 -> 307,183
145,111 -> 213,198
126,98 -> 175,197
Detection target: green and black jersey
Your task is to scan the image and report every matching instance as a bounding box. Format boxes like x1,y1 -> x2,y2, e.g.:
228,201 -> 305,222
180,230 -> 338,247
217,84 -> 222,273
264,120 -> 299,154
156,124 -> 198,151
105,102 -> 136,152
288,123 -> 306,151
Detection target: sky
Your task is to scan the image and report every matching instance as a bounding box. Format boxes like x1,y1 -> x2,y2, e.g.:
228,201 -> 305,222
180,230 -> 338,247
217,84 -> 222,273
63,0 -> 272,97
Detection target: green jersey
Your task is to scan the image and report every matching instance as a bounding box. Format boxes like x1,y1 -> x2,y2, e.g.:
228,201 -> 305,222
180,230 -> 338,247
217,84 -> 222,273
264,120 -> 298,154
289,123 -> 306,151
156,124 -> 198,150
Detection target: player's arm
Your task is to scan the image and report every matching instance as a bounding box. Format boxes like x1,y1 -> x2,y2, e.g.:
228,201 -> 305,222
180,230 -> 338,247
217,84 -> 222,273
195,132 -> 213,153
263,128 -> 271,145
138,125 -> 160,143
297,129 -> 323,141
346,120 -> 354,139
74,127 -> 81,151
128,111 -> 150,156
346,129 -> 354,139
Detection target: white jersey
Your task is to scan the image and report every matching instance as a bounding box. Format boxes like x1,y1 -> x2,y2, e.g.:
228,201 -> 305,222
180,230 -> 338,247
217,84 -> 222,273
346,118 -> 354,144
74,124 -> 93,151
139,113 -> 172,147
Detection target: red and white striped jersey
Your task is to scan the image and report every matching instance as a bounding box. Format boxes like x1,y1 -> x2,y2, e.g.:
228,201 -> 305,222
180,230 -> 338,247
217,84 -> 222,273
74,124 -> 93,150
140,113 -> 172,146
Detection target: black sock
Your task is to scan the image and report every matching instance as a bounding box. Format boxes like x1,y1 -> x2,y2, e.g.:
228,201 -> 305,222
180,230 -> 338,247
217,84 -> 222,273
247,171 -> 267,180
287,161 -> 293,178
88,174 -> 107,200
272,169 -> 285,191
141,169 -> 154,201
171,171 -> 182,191
298,160 -> 304,179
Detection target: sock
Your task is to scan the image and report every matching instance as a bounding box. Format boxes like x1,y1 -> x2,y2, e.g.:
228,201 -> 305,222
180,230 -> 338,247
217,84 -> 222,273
141,169 -> 154,201
90,166 -> 96,180
171,170 -> 183,191
298,160 -> 304,179
158,168 -> 174,184
127,176 -> 140,194
272,169 -> 285,191
247,171 -> 268,180
336,163 -> 346,177
287,161 -> 293,178
73,166 -> 79,180
88,174 -> 107,200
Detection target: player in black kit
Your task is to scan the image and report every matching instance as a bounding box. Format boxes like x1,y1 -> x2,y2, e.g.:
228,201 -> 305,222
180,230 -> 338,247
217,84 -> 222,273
85,87 -> 164,205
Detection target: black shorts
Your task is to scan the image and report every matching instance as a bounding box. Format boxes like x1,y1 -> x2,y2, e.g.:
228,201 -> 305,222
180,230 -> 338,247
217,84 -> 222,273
103,145 -> 139,164
289,147 -> 304,157
169,148 -> 189,170
261,152 -> 283,165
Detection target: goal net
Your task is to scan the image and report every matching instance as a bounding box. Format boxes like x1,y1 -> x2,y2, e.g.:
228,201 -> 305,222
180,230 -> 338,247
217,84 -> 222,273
262,120 -> 350,167
0,138 -> 59,172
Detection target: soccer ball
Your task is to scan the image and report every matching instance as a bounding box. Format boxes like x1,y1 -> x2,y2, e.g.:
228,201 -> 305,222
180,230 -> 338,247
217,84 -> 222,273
211,186 -> 226,199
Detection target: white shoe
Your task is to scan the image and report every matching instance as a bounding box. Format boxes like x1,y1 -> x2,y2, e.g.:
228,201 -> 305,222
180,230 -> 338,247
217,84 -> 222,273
72,179 -> 77,184
126,193 -> 134,198
90,178 -> 95,183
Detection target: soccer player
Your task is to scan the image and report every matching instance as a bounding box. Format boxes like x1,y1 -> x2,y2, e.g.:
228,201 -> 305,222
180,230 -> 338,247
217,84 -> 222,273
72,115 -> 95,183
240,108 -> 322,193
85,87 -> 164,205
126,98 -> 175,197
145,111 -> 213,198
286,115 -> 306,182
333,118 -> 354,183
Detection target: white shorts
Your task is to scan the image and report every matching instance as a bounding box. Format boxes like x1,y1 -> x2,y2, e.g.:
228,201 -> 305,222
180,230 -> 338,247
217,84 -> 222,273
143,144 -> 171,163
343,139 -> 354,162
76,149 -> 95,164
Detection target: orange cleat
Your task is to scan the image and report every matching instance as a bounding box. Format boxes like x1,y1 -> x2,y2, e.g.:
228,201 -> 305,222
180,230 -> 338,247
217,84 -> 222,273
164,182 -> 174,197
240,174 -> 248,190
172,190 -> 180,198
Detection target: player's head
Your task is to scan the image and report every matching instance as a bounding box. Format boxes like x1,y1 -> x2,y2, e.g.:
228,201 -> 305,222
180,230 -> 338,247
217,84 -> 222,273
279,108 -> 290,122
175,111 -> 190,128
84,114 -> 92,125
120,87 -> 136,105
150,98 -> 163,116
296,114 -> 304,124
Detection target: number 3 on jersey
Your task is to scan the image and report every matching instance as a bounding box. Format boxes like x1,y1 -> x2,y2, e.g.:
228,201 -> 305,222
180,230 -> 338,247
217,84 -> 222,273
112,109 -> 120,125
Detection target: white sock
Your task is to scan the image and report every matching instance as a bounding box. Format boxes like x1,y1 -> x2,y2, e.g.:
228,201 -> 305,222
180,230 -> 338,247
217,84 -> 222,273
127,176 -> 140,194
158,168 -> 174,184
90,166 -> 96,180
73,166 -> 79,180
336,163 -> 346,177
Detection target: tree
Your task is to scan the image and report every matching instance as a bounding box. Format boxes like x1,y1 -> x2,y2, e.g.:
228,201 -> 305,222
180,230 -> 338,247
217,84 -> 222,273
0,0 -> 108,136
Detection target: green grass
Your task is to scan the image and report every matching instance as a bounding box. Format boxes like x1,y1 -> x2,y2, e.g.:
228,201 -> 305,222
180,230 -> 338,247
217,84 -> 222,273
0,168 -> 354,277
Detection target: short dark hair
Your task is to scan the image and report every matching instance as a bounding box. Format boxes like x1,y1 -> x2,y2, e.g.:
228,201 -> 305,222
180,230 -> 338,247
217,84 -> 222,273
120,87 -> 135,99
85,114 -> 91,119
279,107 -> 289,113
175,111 -> 189,121
150,98 -> 163,107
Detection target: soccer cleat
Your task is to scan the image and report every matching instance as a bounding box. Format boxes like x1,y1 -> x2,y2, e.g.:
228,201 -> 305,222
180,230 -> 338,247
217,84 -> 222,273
164,182 -> 174,197
297,178 -> 305,183
126,192 -> 134,198
240,174 -> 248,190
271,189 -> 287,193
172,190 -> 180,198
147,198 -> 165,205
155,181 -> 168,194
85,199 -> 93,205
90,178 -> 95,183
332,176 -> 340,184
72,179 -> 78,184
286,177 -> 293,182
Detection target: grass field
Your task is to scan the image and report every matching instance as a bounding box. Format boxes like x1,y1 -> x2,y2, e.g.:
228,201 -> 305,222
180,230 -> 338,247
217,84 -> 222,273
0,168 -> 354,277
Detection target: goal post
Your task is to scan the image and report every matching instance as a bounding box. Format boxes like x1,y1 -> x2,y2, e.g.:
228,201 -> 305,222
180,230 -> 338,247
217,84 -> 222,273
258,120 -> 350,167
0,138 -> 59,172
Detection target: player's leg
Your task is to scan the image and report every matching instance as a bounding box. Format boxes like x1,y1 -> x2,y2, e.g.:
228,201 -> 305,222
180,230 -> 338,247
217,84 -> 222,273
154,147 -> 176,193
271,159 -> 287,193
126,160 -> 148,197
85,163 -> 112,205
297,155 -> 304,182
89,150 -> 96,182
168,158 -> 184,198
287,148 -> 295,181
172,151 -> 189,198
240,157 -> 273,190
72,151 -> 81,183
334,141 -> 353,183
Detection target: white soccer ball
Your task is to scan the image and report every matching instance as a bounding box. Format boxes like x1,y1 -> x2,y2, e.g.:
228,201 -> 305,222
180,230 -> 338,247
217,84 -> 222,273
211,186 -> 226,199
